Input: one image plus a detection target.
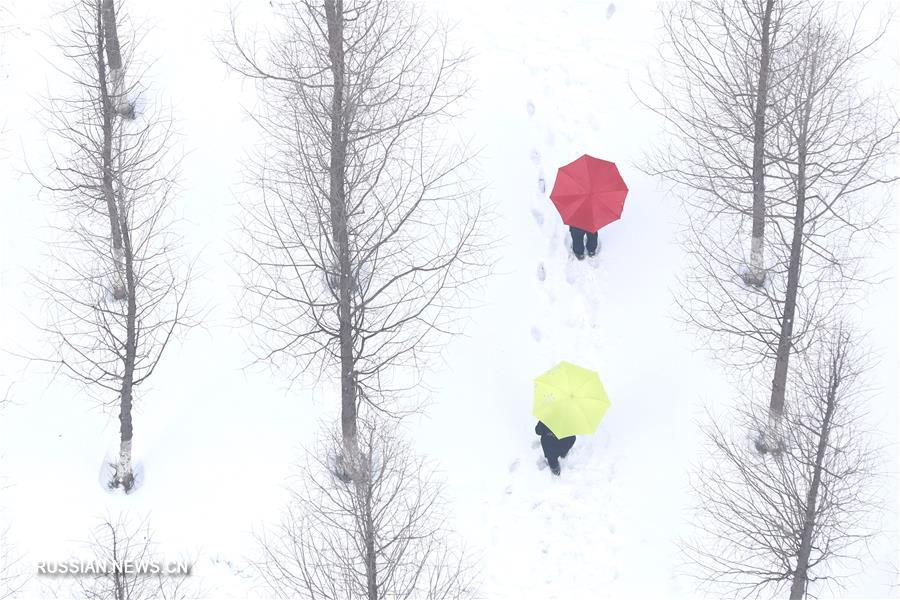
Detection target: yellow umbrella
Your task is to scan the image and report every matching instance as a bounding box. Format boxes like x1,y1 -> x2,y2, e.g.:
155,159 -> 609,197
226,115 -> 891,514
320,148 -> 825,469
533,361 -> 610,437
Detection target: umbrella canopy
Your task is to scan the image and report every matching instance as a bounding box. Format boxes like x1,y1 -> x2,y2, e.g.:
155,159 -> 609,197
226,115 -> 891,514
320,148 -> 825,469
549,154 -> 628,232
532,361 -> 611,438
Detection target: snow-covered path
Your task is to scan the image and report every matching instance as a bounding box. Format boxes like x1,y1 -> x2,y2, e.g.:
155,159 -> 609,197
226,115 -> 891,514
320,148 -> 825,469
411,3 -> 719,596
415,1 -> 897,598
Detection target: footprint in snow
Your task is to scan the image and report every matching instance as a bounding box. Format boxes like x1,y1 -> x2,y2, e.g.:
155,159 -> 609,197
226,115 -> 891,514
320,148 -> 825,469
606,3 -> 616,19
531,208 -> 545,226
530,148 -> 540,165
537,262 -> 546,281
526,99 -> 535,116
509,458 -> 520,473
538,173 -> 546,194
531,326 -> 541,342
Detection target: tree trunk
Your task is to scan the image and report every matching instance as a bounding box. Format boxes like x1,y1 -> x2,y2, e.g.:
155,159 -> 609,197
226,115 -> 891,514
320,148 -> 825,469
100,0 -> 132,119
95,3 -> 126,300
114,209 -> 137,492
789,340 -> 839,599
325,0 -> 358,472
764,144 -> 804,440
765,52 -> 815,448
747,0 -> 775,286
110,524 -> 125,600
113,567 -> 125,600
364,474 -> 378,600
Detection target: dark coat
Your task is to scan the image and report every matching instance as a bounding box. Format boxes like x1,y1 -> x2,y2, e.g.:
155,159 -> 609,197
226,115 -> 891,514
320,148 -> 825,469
535,421 -> 576,463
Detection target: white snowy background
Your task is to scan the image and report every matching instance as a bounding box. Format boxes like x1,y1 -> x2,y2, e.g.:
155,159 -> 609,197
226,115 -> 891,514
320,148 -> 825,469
1,0 -> 897,598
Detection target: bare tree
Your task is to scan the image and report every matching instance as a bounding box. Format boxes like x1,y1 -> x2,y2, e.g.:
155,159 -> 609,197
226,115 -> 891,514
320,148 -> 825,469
760,6 -> 898,443
44,0 -> 136,302
52,515 -> 196,600
648,0 -> 897,449
33,0 -> 192,491
685,324 -> 885,599
220,0 -> 487,473
641,0 -> 802,286
255,418 -> 476,600
97,0 -> 133,300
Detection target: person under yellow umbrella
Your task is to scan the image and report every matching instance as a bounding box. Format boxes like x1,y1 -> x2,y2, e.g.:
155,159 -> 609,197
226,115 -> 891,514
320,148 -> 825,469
533,361 -> 611,476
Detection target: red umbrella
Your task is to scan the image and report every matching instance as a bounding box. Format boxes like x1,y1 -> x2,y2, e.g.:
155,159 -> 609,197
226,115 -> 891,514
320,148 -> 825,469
549,154 -> 628,232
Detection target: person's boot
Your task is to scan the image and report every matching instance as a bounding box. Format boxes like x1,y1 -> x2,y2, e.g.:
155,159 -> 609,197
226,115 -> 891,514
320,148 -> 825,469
574,253 -> 585,261
548,457 -> 561,476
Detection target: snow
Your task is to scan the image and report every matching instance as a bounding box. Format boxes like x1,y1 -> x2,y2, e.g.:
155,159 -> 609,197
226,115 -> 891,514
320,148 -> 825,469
1,0 -> 897,598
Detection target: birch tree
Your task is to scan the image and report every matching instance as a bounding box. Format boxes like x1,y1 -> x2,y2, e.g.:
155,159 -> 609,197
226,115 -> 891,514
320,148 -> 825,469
221,0 -> 485,474
35,0 -> 191,491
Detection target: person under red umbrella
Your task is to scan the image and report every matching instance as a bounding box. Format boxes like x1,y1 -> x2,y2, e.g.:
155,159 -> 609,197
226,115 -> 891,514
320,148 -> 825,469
549,154 -> 628,260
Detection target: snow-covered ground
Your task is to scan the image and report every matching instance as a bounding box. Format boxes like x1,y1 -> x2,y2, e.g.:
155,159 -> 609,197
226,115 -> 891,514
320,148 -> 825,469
1,0 -> 897,598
